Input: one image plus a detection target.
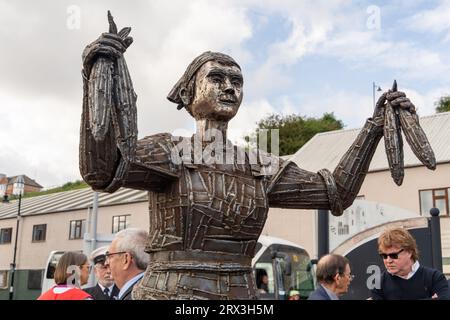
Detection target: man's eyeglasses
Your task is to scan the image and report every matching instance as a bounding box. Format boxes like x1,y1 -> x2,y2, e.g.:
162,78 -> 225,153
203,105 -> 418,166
345,274 -> 355,280
105,251 -> 127,259
379,249 -> 404,260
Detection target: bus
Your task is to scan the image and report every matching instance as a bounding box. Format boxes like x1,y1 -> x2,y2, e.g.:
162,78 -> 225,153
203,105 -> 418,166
42,235 -> 316,299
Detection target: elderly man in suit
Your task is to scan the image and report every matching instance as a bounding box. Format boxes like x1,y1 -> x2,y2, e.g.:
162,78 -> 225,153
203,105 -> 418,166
105,228 -> 149,300
84,246 -> 120,300
308,254 -> 353,300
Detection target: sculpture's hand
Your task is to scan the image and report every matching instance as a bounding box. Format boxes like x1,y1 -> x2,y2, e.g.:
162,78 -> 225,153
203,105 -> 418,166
83,33 -> 133,74
372,90 -> 415,126
82,11 -> 133,76
386,91 -> 416,113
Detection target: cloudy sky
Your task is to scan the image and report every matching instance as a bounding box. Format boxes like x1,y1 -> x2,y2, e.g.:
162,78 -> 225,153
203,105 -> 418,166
1,0 -> 449,188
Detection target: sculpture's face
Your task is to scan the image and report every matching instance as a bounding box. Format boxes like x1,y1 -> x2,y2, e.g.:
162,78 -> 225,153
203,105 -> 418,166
189,61 -> 243,121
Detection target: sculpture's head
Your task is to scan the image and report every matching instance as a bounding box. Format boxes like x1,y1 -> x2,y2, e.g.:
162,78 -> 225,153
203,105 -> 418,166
167,51 -> 243,122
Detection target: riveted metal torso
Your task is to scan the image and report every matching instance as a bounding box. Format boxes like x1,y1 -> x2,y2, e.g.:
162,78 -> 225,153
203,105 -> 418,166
131,135 -> 268,299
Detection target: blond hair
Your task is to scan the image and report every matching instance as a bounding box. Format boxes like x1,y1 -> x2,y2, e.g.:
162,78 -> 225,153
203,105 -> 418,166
378,227 -> 419,261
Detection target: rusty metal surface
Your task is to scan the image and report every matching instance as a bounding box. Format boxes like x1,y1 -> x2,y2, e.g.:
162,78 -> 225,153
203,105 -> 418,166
384,101 -> 405,185
382,81 -> 436,185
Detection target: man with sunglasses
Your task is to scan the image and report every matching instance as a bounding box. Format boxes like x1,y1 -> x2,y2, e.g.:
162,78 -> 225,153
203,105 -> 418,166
371,227 -> 449,300
105,228 -> 149,300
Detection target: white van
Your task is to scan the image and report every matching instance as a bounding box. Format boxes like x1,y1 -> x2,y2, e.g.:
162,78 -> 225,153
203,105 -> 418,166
41,250 -> 66,294
253,235 -> 315,300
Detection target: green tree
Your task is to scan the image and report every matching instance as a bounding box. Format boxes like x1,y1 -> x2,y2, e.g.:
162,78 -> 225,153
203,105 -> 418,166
435,96 -> 450,113
247,112 -> 344,156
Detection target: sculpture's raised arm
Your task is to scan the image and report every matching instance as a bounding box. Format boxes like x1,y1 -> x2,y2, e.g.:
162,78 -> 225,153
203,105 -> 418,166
268,90 -> 422,216
80,12 -> 180,193
79,12 -> 138,192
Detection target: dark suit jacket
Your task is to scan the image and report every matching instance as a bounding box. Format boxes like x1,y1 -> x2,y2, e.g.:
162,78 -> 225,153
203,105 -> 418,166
308,284 -> 332,300
84,284 -> 119,300
119,278 -> 142,300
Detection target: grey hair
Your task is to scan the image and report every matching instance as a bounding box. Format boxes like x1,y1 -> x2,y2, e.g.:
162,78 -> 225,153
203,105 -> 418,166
114,228 -> 149,270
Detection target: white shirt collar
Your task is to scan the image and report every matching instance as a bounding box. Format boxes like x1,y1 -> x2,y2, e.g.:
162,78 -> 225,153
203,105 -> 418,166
118,272 -> 144,299
390,260 -> 420,279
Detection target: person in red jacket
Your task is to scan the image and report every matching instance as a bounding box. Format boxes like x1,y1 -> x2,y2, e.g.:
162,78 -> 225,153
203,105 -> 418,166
38,251 -> 92,300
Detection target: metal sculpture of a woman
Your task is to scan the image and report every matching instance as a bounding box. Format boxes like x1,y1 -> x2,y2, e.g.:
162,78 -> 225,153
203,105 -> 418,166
79,12 -> 432,299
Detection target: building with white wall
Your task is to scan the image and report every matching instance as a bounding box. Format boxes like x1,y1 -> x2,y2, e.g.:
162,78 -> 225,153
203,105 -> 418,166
1,112 -> 449,299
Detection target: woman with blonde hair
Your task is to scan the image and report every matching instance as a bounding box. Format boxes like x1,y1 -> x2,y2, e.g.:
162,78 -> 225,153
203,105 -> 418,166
38,251 -> 92,300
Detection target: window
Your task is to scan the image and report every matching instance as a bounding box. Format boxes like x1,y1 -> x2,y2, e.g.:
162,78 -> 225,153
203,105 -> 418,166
0,228 -> 12,244
112,215 -> 130,233
32,224 -> 47,242
254,244 -> 315,300
69,220 -> 85,240
254,263 -> 274,296
45,251 -> 65,279
419,188 -> 449,216
27,270 -> 43,290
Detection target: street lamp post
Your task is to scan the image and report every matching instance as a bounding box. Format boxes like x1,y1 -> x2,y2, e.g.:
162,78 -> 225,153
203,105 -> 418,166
9,176 -> 24,300
373,82 -> 382,109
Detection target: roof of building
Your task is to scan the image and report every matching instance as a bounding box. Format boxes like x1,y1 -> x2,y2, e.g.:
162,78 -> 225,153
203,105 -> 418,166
0,187 -> 148,220
7,175 -> 43,189
289,111 -> 450,173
